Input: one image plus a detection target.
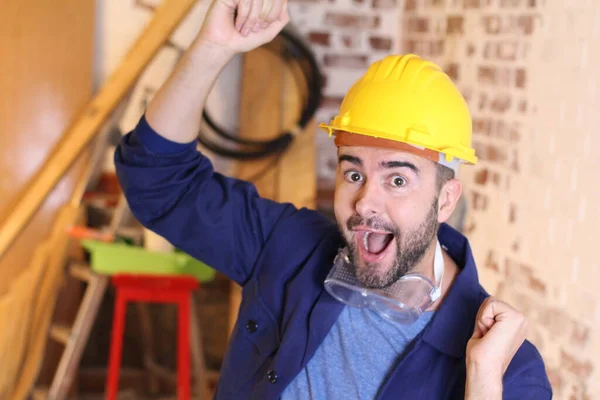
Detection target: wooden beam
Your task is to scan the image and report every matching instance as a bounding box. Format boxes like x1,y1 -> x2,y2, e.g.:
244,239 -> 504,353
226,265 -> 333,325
229,44 -> 285,334
0,0 -> 199,259
228,39 -> 316,334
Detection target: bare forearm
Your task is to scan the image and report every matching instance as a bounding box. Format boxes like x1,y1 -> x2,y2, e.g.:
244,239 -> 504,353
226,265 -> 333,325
465,364 -> 503,400
145,39 -> 234,143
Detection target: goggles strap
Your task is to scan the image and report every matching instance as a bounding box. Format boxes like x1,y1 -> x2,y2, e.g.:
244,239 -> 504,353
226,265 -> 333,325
430,240 -> 445,302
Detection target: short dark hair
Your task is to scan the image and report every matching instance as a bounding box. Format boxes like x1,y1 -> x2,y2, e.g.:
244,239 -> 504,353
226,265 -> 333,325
435,163 -> 455,191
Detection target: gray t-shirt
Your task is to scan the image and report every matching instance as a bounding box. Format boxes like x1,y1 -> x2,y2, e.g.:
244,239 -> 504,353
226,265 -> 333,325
281,306 -> 434,399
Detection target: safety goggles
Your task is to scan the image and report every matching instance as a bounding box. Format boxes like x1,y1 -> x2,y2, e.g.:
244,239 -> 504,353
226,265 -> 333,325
324,240 -> 444,324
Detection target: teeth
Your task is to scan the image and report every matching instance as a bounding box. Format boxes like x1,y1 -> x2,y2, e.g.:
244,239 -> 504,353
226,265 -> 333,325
363,232 -> 370,252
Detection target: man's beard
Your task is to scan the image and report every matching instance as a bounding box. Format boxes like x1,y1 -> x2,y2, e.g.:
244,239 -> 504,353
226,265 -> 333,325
339,198 -> 439,289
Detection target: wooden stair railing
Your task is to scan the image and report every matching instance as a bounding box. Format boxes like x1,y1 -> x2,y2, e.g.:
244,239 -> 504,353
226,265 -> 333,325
0,0 -> 199,260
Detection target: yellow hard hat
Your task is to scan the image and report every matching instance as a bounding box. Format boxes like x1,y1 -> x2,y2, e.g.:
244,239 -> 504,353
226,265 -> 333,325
319,54 -> 477,166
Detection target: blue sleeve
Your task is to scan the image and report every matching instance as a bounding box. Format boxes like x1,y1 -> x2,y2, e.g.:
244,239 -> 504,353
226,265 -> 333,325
502,341 -> 553,400
114,115 -> 298,285
503,377 -> 552,400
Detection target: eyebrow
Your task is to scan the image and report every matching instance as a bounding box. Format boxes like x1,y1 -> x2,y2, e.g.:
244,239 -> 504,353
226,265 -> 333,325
338,154 -> 362,167
380,161 -> 419,175
338,154 -> 420,175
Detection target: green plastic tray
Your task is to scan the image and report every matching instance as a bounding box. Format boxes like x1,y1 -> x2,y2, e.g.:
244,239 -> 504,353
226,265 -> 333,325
81,239 -> 216,282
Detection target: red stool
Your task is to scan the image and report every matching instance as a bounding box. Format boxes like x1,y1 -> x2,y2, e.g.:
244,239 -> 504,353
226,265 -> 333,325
106,274 -> 198,400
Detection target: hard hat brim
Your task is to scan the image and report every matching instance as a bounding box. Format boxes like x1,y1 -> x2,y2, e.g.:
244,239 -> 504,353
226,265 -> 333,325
318,122 -> 477,165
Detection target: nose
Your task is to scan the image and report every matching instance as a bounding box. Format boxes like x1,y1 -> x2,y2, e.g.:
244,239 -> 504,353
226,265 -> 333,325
355,179 -> 383,217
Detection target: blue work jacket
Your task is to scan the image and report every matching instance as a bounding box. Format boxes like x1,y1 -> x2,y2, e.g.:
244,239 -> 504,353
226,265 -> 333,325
114,116 -> 552,399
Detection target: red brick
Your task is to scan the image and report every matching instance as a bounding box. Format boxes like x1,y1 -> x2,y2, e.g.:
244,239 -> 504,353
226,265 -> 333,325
369,36 -> 393,51
471,191 -> 488,211
509,203 -> 517,223
482,14 -> 538,35
467,42 -> 477,57
571,323 -> 590,347
518,15 -> 535,34
464,0 -> 480,8
484,250 -> 500,272
527,275 -> 545,293
474,168 -> 489,185
492,172 -> 501,186
504,259 -> 546,295
473,118 -> 491,136
511,240 -> 520,253
484,41 -> 518,61
560,350 -> 593,379
408,17 -> 429,33
483,144 -> 508,163
323,54 -> 369,69
325,12 -> 380,29
491,94 -> 511,113
308,31 -> 331,46
518,99 -> 528,113
479,92 -> 511,113
447,16 -> 464,34
430,40 -> 445,56
500,0 -> 523,6
446,63 -> 459,80
341,33 -> 361,49
509,123 -> 521,141
478,66 -> 496,84
515,68 -> 527,88
482,15 -> 502,34
405,0 -> 417,10
478,66 -> 513,86
403,39 -> 444,56
546,368 -> 563,395
372,0 -> 396,8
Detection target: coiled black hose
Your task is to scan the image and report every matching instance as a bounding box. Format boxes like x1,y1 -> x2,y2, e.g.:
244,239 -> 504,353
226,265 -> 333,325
197,28 -> 323,161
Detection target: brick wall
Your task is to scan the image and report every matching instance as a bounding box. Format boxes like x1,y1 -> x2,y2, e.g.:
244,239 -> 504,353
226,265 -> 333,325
403,1 -> 600,398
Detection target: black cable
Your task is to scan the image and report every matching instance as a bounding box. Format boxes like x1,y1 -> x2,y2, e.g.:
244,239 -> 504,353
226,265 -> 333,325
197,28 -> 322,160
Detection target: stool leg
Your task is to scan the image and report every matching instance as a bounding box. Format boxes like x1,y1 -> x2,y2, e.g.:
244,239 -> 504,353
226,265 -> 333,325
106,290 -> 128,400
190,297 -> 211,400
177,293 -> 191,400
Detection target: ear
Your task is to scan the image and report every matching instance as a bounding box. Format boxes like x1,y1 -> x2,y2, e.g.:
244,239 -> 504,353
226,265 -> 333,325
437,179 -> 462,223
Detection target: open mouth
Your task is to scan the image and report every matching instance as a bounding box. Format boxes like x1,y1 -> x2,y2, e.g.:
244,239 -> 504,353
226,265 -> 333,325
355,230 -> 395,262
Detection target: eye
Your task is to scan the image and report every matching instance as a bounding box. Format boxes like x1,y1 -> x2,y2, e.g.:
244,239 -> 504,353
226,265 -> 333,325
391,175 -> 407,187
344,171 -> 363,183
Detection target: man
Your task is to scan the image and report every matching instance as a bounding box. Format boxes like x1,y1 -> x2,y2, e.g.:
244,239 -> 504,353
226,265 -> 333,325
114,0 -> 552,398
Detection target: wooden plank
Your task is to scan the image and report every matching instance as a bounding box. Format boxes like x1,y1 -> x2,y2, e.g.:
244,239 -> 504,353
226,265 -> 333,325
229,44 -> 285,335
0,0 -> 200,259
48,273 -> 109,400
49,325 -> 72,346
190,299 -> 211,400
278,58 -> 316,209
235,43 -> 285,196
10,205 -> 80,400
69,263 -> 92,283
0,241 -> 50,398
